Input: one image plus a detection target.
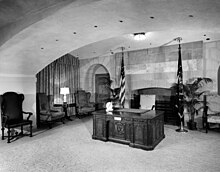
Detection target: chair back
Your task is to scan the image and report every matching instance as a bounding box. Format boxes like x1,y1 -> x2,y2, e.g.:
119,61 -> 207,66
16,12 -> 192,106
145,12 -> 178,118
75,90 -> 90,106
37,93 -> 50,111
1,92 -> 24,122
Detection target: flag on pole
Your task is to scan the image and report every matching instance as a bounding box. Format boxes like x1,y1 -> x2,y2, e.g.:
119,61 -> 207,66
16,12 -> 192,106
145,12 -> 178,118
177,42 -> 184,119
175,38 -> 187,132
177,44 -> 183,88
119,48 -> 125,108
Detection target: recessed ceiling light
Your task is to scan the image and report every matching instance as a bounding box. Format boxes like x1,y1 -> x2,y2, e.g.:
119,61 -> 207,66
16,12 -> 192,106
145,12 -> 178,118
56,39 -> 59,41
119,20 -> 123,23
188,15 -> 194,18
203,34 -> 206,36
94,25 -> 98,28
150,16 -> 155,19
206,38 -> 210,41
73,32 -> 77,34
41,47 -> 44,50
133,32 -> 147,41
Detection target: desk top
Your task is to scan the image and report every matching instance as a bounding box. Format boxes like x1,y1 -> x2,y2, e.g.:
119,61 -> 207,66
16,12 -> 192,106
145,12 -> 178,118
93,109 -> 164,119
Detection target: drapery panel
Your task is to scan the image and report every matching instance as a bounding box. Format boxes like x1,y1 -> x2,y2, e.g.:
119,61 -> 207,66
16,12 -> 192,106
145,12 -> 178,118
36,54 -> 79,104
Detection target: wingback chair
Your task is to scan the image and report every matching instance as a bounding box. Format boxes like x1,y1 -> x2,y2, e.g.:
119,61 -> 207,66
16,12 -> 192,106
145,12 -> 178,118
1,92 -> 33,143
75,90 -> 95,117
37,93 -> 65,128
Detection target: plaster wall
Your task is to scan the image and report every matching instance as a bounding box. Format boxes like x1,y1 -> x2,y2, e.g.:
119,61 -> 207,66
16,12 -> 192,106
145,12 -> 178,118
79,41 -> 205,107
79,40 -> 220,128
80,41 -> 205,90
127,41 -> 204,90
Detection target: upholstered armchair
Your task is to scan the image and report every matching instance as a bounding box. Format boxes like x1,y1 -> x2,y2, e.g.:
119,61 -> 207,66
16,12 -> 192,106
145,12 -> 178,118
75,90 -> 95,117
1,92 -> 33,143
37,93 -> 65,128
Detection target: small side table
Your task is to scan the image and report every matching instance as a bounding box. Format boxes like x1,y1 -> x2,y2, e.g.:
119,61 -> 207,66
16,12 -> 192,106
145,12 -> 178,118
54,103 -> 76,121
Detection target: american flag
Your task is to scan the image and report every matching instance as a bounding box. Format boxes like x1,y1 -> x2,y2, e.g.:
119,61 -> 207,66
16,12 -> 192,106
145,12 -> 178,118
176,42 -> 184,119
119,49 -> 125,108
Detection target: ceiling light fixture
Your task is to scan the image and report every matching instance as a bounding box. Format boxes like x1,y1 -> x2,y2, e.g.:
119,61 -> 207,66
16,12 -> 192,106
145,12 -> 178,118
133,32 -> 146,41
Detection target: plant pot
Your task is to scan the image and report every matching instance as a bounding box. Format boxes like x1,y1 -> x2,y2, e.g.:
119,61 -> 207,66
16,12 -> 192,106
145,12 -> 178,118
187,121 -> 197,130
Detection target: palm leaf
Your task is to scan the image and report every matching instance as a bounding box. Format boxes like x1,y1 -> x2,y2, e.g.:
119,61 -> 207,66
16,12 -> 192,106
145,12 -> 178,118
192,77 -> 212,89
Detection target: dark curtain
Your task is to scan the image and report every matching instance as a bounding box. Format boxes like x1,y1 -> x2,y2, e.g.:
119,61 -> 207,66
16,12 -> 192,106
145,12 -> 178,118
36,53 -> 79,104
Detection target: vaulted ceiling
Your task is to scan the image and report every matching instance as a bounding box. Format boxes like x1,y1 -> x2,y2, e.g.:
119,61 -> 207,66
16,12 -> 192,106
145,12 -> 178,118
0,0 -> 220,76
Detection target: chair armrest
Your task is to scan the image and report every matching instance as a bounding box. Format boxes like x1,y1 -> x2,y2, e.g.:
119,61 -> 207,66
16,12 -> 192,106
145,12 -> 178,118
1,115 -> 8,126
40,111 -> 51,116
23,111 -> 33,120
77,105 -> 83,109
88,102 -> 96,107
50,107 -> 63,112
208,112 -> 220,116
151,105 -> 155,110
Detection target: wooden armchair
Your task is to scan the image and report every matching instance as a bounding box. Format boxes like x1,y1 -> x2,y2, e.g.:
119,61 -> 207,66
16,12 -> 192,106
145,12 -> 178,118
1,92 -> 33,143
37,93 -> 65,128
75,90 -> 95,117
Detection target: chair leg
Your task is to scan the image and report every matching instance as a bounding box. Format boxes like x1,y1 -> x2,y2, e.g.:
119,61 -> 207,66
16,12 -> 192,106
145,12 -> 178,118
48,123 -> 52,129
21,125 -> 23,135
1,127 -> 4,140
206,122 -> 209,133
7,128 -> 11,143
30,124 -> 32,137
202,116 -> 205,129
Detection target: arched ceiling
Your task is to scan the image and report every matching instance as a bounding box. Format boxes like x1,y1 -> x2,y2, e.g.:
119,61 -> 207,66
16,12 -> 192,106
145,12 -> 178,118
0,0 -> 220,76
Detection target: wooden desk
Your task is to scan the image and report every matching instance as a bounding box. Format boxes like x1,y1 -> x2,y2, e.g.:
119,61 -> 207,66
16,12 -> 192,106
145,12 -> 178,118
92,109 -> 165,150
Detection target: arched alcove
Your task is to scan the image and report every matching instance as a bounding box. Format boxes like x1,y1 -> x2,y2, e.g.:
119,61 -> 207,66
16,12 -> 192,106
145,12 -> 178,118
84,64 -> 109,91
84,64 -> 110,106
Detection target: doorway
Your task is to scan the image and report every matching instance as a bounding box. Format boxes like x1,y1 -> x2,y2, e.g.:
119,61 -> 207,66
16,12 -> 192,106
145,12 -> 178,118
95,73 -> 110,110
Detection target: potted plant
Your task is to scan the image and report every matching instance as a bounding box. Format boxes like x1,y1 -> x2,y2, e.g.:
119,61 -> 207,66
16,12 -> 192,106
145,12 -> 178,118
171,77 -> 212,130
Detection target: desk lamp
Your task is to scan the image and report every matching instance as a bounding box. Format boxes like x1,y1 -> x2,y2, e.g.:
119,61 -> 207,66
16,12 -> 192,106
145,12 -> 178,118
60,87 -> 70,103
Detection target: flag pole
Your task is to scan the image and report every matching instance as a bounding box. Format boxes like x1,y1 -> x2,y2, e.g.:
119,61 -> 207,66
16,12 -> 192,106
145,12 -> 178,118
175,37 -> 188,133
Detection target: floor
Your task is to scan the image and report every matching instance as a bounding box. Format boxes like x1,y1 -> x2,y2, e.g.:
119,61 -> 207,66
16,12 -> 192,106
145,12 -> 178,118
0,116 -> 220,172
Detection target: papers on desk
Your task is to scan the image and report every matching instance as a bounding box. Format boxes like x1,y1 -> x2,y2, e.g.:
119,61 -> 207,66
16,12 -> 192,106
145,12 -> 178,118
114,117 -> 121,121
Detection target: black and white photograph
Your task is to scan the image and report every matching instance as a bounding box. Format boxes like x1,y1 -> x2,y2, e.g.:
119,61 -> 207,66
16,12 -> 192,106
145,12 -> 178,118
0,0 -> 220,171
